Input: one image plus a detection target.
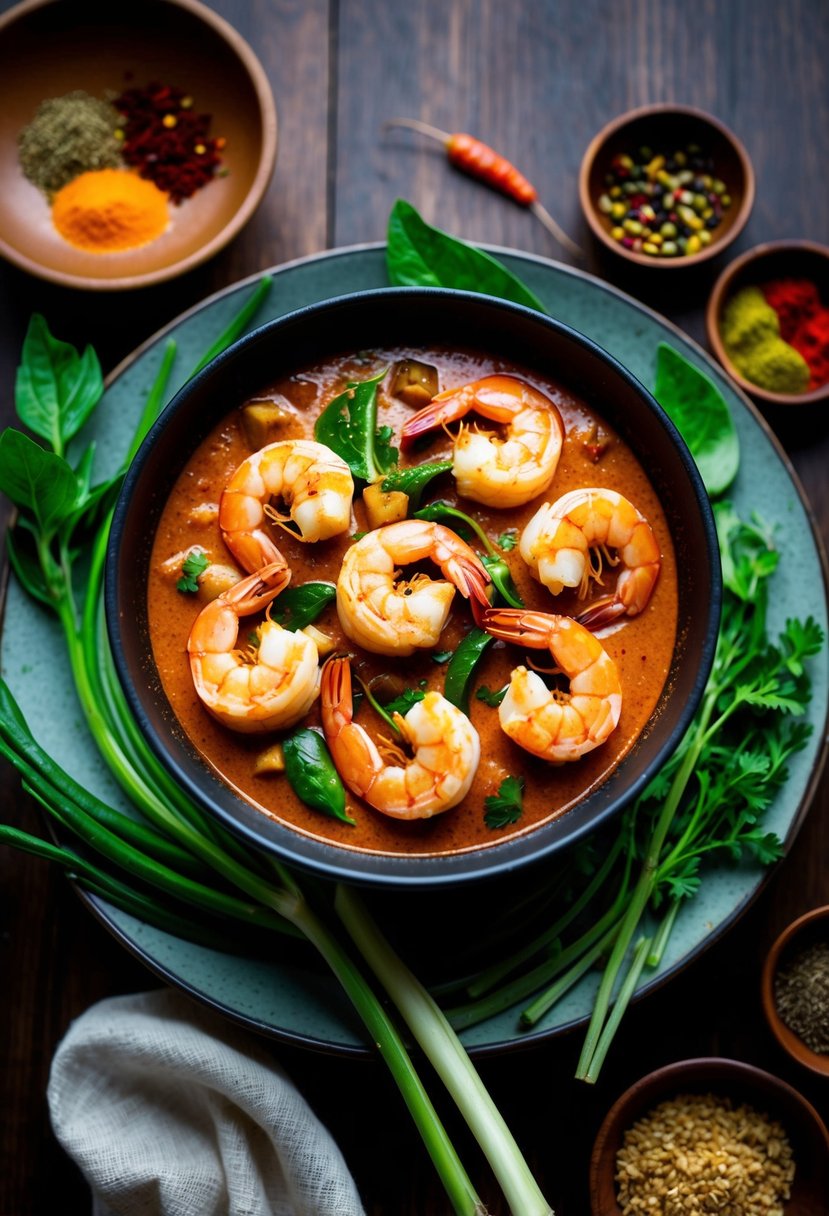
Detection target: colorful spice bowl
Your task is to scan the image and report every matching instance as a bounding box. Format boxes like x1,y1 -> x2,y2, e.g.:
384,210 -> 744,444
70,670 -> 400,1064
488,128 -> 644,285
0,0 -> 277,290
706,241 -> 829,407
762,905 -> 829,1078
590,1057 -> 829,1216
579,104 -> 755,269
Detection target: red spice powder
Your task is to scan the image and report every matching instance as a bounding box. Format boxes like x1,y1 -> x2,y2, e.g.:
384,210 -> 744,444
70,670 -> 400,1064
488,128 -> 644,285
762,278 -> 829,391
114,82 -> 224,204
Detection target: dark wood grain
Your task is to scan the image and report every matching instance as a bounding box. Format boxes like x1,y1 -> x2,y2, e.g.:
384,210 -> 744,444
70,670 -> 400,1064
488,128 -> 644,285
2,1 -> 829,1213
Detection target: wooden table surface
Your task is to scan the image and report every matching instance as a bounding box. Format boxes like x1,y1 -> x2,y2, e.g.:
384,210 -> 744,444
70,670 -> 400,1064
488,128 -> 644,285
2,2 -> 828,1213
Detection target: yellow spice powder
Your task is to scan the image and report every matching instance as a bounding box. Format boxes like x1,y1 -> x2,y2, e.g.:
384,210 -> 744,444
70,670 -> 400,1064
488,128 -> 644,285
52,168 -> 169,252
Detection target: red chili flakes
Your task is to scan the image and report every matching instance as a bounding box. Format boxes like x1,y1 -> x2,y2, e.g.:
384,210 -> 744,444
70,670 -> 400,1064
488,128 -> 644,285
114,82 -> 225,204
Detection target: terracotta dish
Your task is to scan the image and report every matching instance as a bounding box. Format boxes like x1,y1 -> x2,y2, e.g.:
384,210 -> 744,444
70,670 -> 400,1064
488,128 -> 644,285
0,0 -> 277,290
579,103 -> 754,269
706,240 -> 829,407
762,904 -> 829,1078
590,1057 -> 829,1215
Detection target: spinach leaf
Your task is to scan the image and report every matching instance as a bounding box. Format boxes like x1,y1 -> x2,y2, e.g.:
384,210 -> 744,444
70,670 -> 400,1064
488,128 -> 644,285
14,314 -> 103,455
653,343 -> 739,497
282,728 -> 354,825
387,200 -> 547,312
314,369 -> 397,482
382,460 -> 453,509
270,582 -> 337,631
0,429 -> 78,534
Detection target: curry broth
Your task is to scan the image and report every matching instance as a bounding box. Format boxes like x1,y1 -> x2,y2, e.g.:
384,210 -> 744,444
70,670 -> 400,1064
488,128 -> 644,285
148,346 -> 678,856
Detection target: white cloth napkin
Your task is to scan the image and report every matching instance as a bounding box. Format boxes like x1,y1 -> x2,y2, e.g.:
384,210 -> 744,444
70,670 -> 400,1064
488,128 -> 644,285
47,989 -> 366,1216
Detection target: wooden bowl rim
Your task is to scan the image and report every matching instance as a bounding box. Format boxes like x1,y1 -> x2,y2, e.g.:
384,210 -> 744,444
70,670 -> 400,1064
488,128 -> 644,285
705,239 -> 829,406
0,0 -> 278,291
761,903 -> 829,1077
578,102 -> 755,270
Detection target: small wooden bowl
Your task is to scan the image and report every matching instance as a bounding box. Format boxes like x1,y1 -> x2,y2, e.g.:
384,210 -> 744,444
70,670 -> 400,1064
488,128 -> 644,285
0,0 -> 277,290
762,905 -> 829,1078
590,1057 -> 829,1215
579,104 -> 755,269
706,241 -> 829,407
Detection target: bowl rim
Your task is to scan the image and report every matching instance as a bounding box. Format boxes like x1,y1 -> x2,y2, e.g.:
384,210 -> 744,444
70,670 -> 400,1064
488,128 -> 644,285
0,0 -> 278,291
589,1055 -> 829,1214
578,102 -> 756,270
761,903 -> 829,1077
105,284 -> 722,888
705,239 -> 829,406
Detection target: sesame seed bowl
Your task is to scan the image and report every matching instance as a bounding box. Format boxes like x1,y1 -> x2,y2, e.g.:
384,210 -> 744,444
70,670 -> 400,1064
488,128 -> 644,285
589,1057 -> 829,1216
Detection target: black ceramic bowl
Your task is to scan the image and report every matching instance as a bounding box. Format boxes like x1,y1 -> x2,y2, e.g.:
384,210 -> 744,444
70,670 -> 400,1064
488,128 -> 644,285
106,288 -> 721,888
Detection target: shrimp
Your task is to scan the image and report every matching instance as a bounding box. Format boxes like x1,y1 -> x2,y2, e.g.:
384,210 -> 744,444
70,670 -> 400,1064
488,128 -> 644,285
187,561 -> 321,733
320,656 -> 480,819
336,520 -> 491,657
400,374 -> 564,508
480,607 -> 622,763
220,439 -> 354,572
520,488 -> 661,628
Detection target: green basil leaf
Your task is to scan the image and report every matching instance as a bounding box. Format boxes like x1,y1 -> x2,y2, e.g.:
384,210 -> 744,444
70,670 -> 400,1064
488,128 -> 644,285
382,460 -> 453,509
0,429 -> 78,533
5,518 -> 51,606
386,200 -> 547,312
444,628 -> 493,713
384,688 -> 427,717
15,314 -> 103,451
282,728 -> 354,824
270,582 -> 337,631
653,343 -> 739,497
314,369 -> 397,481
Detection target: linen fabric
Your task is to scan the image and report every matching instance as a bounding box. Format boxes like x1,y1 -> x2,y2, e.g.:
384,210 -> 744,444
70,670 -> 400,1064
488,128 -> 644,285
47,989 -> 366,1216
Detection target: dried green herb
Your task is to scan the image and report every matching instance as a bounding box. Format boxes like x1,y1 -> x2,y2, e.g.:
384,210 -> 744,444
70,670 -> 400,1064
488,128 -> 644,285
774,939 -> 829,1054
18,91 -> 122,197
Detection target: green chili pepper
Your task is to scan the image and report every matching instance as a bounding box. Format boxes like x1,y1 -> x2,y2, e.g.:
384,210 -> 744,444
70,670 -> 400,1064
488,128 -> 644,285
282,728 -> 354,825
481,554 -> 524,609
444,629 -> 493,714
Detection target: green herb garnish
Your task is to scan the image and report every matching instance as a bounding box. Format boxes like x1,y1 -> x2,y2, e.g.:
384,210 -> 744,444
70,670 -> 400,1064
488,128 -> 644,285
476,685 -> 508,708
176,550 -> 209,593
269,582 -> 336,630
314,368 -> 398,482
484,776 -> 525,828
497,530 -> 518,551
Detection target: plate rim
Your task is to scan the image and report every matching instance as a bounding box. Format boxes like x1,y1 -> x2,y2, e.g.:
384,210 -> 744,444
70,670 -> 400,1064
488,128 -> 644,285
3,240 -> 828,1058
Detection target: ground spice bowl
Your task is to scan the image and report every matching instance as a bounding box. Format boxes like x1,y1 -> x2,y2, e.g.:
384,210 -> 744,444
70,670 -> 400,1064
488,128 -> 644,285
0,0 -> 277,290
706,240 -> 829,408
589,1057 -> 829,1215
762,904 -> 829,1078
579,103 -> 755,269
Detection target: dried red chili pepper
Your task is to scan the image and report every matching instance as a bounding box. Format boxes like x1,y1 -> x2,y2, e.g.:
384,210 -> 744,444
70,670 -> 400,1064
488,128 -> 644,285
114,81 -> 225,204
385,118 -> 582,258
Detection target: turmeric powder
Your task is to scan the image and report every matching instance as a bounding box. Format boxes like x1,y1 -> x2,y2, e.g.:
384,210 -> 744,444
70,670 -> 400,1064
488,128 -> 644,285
51,168 -> 169,252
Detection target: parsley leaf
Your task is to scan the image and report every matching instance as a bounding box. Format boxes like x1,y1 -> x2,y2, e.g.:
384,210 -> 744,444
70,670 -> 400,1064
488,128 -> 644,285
484,775 -> 525,829
497,529 -> 518,552
384,688 -> 427,717
176,550 -> 209,593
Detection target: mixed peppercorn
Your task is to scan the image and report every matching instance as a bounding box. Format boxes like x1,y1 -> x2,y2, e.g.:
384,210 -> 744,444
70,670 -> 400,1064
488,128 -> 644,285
597,143 -> 732,258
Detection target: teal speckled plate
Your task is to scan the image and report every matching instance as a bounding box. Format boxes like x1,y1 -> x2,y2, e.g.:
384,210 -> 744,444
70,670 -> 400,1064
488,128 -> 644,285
3,245 -> 827,1056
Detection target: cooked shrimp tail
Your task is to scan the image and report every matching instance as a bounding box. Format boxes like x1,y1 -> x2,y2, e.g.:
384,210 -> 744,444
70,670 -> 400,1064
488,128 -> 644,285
520,488 -> 660,626
187,560 -> 323,734
401,375 -> 564,509
320,655 -> 480,819
480,607 -> 622,763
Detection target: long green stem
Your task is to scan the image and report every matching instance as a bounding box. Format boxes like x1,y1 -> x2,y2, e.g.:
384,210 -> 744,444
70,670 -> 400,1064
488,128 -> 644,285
276,887 -> 485,1216
336,885 -> 552,1216
581,935 -> 652,1084
520,921 -> 621,1027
